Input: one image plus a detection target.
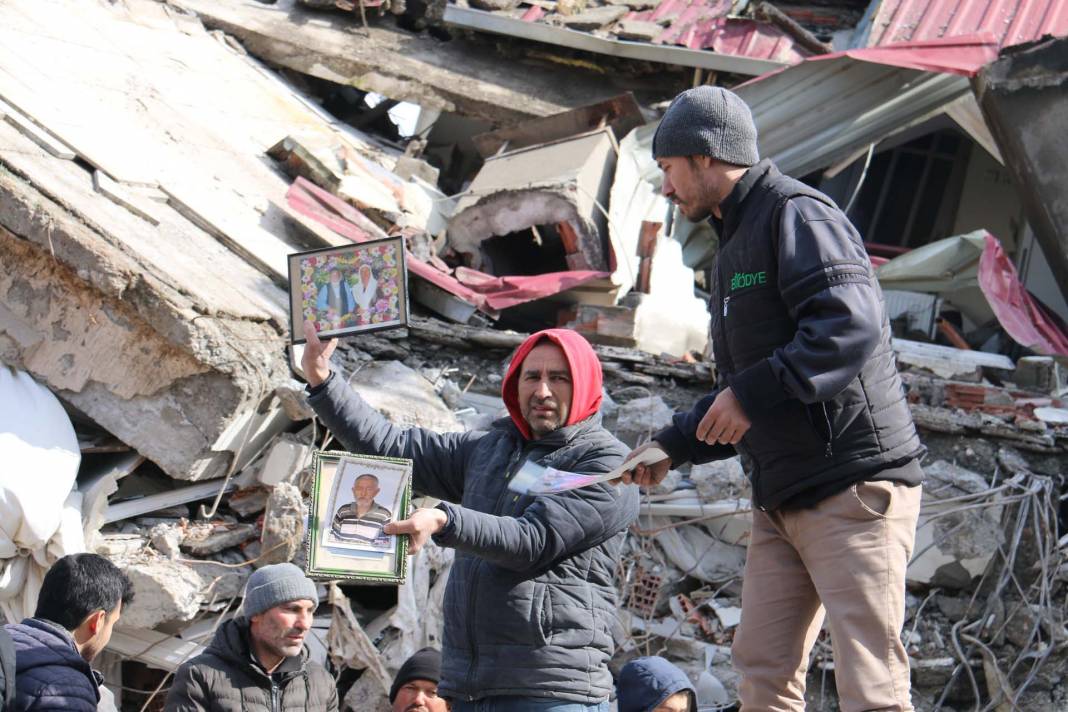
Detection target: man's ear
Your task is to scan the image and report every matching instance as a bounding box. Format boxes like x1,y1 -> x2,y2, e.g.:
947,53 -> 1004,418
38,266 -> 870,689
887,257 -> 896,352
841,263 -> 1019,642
82,609 -> 106,636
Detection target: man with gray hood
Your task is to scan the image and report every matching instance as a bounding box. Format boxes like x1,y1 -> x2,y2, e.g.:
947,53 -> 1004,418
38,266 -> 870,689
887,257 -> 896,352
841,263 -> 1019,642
622,86 -> 924,711
165,563 -> 337,711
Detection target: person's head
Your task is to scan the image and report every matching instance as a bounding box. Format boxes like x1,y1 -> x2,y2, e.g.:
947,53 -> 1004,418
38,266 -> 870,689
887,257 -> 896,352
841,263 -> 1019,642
652,86 -> 758,221
389,647 -> 446,712
502,329 -> 603,440
618,656 -> 697,712
352,474 -> 380,506
329,269 -> 342,284
359,264 -> 372,285
241,563 -> 318,670
34,553 -> 133,663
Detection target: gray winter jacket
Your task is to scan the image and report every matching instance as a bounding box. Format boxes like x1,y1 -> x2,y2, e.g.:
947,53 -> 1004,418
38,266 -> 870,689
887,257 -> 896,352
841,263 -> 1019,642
164,619 -> 337,712
307,372 -> 639,704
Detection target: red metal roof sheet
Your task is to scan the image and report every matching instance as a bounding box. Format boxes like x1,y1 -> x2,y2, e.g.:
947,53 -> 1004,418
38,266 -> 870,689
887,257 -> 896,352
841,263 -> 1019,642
868,0 -> 1068,50
624,0 -> 808,62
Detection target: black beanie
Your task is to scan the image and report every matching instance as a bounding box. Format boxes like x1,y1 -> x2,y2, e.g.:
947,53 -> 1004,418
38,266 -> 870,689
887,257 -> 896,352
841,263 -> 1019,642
389,647 -> 442,702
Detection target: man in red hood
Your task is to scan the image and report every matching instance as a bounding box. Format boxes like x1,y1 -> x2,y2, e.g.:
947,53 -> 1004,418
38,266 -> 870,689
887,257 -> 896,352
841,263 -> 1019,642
303,324 -> 638,710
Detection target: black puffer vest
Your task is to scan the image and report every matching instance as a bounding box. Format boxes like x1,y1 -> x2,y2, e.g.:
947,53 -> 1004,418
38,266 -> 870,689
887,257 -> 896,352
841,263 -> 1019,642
712,162 -> 922,510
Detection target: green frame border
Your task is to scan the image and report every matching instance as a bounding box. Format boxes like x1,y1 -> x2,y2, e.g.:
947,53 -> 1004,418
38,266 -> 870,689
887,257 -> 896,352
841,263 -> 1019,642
306,450 -> 413,585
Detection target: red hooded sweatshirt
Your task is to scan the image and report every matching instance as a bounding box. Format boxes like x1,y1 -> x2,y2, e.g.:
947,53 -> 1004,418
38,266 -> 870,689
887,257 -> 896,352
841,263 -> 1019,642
502,328 -> 603,441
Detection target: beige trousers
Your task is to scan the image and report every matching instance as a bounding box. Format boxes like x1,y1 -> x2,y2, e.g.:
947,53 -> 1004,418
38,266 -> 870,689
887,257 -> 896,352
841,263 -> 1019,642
732,480 -> 922,712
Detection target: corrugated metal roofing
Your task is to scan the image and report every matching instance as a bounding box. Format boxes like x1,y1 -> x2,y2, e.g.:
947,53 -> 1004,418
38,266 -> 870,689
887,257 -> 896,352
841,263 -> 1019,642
624,0 -> 808,63
733,38 -> 1000,178
867,0 -> 1068,50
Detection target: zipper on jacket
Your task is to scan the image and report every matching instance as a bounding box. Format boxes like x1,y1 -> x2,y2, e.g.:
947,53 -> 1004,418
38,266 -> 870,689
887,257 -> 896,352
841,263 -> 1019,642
821,403 -> 834,458
271,678 -> 280,712
722,294 -> 730,317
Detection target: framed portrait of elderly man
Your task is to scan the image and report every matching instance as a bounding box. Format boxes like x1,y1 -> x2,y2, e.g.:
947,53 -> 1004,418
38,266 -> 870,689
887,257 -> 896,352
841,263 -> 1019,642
288,236 -> 409,345
306,451 -> 413,584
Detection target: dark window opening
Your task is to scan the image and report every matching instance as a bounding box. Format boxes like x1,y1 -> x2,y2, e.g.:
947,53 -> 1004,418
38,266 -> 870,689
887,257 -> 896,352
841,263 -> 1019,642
478,225 -> 569,276
846,129 -> 970,248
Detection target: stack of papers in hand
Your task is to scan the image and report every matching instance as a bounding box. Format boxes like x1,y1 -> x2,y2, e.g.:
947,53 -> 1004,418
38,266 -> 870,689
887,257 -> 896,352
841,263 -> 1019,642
508,446 -> 668,495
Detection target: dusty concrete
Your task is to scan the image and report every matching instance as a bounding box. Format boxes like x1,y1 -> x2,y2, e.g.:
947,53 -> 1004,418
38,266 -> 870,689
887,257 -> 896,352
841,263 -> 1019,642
182,524 -> 259,556
350,360 -> 463,432
0,156 -> 290,481
614,395 -> 673,448
121,560 -> 204,628
690,458 -> 749,501
256,483 -> 305,568
170,0 -> 623,124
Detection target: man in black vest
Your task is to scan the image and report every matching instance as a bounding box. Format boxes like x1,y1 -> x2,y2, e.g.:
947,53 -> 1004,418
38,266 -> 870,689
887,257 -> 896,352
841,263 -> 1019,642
623,86 -> 924,712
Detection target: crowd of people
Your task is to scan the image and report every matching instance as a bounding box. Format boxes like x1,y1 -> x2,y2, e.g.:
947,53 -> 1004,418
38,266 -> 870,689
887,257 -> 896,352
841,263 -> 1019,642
2,86 -> 923,712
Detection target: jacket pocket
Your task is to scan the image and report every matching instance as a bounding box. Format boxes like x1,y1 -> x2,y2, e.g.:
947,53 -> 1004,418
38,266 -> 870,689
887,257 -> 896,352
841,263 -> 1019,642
744,399 -> 823,460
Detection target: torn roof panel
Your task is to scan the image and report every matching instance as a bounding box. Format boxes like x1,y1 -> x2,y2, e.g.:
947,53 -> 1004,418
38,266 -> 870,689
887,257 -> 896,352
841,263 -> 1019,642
444,1 -> 803,74
625,2 -> 807,63
734,37 -> 999,177
867,0 -> 1068,51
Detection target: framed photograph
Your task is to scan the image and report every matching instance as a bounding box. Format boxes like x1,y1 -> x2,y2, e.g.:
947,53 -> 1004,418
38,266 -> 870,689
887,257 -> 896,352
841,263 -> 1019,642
306,451 -> 413,584
288,236 -> 409,345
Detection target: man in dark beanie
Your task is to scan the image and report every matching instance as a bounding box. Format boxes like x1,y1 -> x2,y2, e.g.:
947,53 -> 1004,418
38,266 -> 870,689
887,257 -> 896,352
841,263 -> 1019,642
165,563 -> 338,711
621,85 -> 924,712
390,648 -> 446,712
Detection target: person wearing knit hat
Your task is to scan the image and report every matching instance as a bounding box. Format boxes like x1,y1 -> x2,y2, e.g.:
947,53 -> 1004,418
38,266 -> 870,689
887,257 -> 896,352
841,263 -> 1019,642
390,647 -> 446,712
164,563 -> 338,711
622,84 -> 925,712
301,323 -> 639,710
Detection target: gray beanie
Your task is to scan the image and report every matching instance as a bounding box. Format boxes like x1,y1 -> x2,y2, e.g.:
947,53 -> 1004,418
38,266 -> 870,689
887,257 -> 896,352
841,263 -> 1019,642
652,86 -> 759,166
241,563 -> 318,620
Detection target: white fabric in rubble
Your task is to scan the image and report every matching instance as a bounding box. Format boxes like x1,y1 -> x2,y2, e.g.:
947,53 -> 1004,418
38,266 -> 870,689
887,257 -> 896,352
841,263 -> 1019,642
0,368 -> 85,622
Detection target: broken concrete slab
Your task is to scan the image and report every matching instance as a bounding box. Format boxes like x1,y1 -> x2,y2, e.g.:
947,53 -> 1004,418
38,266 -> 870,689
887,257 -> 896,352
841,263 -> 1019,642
170,0 -> 624,124
975,35 -> 1068,310
0,0 -> 363,481
256,483 -> 305,568
121,559 -> 204,629
651,518 -> 746,583
228,486 -> 272,518
613,395 -> 673,448
614,19 -> 662,41
95,533 -> 149,558
149,523 -> 184,560
191,550 -> 253,601
689,457 -> 749,502
449,129 -> 617,274
907,460 -> 1005,589
558,5 -> 627,30
471,93 -> 645,159
257,435 -> 313,486
350,360 -> 464,432
181,523 -> 258,557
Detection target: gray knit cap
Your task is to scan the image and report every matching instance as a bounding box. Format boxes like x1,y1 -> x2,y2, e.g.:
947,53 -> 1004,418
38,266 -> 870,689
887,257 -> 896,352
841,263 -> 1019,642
240,563 -> 318,620
652,86 -> 759,166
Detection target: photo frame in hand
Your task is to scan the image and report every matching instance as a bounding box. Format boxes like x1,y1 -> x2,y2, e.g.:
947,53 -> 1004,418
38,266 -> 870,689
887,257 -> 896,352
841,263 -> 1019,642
306,451 -> 413,585
288,236 -> 409,345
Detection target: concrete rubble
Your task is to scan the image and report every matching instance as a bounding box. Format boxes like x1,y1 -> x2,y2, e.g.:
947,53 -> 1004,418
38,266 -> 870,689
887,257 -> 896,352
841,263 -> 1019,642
1,1 -> 1067,711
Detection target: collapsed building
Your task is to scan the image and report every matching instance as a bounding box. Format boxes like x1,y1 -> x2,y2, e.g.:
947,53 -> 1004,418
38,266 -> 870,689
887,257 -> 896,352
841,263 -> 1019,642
1,0 -> 1067,710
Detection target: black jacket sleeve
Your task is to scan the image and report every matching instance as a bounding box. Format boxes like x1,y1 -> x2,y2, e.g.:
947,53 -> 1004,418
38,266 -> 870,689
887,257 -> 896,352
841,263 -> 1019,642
653,387 -> 737,467
433,445 -> 639,573
307,372 -> 481,503
727,197 -> 882,419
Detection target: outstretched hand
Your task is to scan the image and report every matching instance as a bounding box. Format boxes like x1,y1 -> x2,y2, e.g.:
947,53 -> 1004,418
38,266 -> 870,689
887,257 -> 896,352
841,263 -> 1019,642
382,508 -> 448,554
618,441 -> 672,488
301,321 -> 338,387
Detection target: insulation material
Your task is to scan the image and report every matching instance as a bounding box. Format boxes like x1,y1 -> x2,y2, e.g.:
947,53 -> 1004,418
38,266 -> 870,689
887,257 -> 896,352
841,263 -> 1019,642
0,368 -> 85,622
